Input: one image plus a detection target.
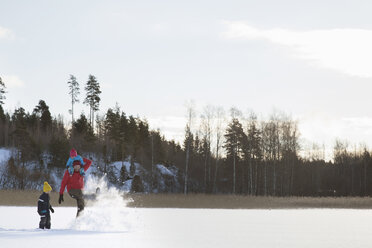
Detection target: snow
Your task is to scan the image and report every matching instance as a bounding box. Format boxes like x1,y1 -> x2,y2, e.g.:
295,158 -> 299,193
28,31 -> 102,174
2,204 -> 372,248
110,161 -> 138,175
0,148 -> 11,163
72,177 -> 137,232
155,164 -> 176,177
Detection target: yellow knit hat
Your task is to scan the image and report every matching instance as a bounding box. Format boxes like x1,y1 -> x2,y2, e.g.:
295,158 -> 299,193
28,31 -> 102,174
43,181 -> 52,192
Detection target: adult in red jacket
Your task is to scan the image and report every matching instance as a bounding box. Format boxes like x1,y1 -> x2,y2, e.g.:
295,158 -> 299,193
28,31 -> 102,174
59,157 -> 92,217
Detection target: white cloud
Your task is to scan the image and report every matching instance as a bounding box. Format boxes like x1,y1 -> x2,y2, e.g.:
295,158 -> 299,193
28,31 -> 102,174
0,26 -> 14,40
222,21 -> 372,78
2,75 -> 24,88
147,116 -> 185,143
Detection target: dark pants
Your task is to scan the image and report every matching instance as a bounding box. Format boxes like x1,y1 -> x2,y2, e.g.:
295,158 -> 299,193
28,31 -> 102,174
39,213 -> 51,229
69,189 -> 85,217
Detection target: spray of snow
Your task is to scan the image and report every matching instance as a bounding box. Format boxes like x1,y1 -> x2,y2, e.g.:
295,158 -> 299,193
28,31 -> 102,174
70,176 -> 140,232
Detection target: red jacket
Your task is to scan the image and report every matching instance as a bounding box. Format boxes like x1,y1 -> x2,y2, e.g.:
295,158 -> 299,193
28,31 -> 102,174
59,158 -> 92,195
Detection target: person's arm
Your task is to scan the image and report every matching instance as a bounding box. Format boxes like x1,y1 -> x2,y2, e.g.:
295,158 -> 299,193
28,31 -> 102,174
59,170 -> 69,195
49,204 -> 54,213
78,155 -> 85,166
66,157 -> 72,167
83,158 -> 92,171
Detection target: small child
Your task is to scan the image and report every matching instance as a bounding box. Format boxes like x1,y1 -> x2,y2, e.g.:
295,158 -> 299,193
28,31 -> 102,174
38,181 -> 54,229
66,148 -> 85,176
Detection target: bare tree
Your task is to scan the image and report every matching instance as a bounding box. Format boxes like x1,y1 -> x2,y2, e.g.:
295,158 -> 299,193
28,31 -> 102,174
280,117 -> 300,195
333,139 -> 349,164
212,106 -> 225,193
200,105 -> 214,192
244,112 -> 262,195
261,112 -> 281,196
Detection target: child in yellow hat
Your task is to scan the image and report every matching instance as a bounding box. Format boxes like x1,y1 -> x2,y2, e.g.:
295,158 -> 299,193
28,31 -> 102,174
37,181 -> 54,229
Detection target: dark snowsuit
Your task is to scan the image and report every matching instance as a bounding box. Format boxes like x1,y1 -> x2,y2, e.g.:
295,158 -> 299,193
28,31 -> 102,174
69,188 -> 85,217
37,192 -> 54,229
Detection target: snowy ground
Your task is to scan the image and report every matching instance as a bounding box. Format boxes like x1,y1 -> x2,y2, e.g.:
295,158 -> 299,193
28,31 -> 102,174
2,207 -> 372,248
1,177 -> 372,248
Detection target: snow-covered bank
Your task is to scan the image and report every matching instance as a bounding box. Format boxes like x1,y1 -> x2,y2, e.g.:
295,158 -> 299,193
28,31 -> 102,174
0,147 -> 180,193
0,148 -> 11,163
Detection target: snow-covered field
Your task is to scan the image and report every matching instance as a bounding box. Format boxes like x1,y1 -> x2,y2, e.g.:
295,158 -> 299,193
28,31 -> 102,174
2,206 -> 372,248
1,174 -> 372,248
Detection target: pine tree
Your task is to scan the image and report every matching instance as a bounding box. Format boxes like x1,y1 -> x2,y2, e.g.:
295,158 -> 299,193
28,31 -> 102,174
0,105 -> 5,123
118,112 -> 128,160
72,113 -> 95,151
131,175 -> 144,193
84,75 -> 101,132
0,77 -> 6,144
103,107 -> 122,161
127,116 -> 138,160
33,100 -> 52,131
224,118 -> 245,194
11,107 -> 28,147
104,108 -> 120,140
49,135 -> 69,168
0,104 -> 6,146
130,158 -> 136,177
67,75 -> 80,123
11,107 -> 39,164
0,77 -> 6,105
183,104 -> 195,195
183,125 -> 193,194
119,165 -> 128,186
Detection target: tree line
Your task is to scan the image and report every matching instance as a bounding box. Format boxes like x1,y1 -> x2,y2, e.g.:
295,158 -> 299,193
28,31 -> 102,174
182,106 -> 372,197
0,75 -> 372,196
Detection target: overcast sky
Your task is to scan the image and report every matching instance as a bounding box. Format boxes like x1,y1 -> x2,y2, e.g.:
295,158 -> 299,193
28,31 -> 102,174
1,0 -> 372,158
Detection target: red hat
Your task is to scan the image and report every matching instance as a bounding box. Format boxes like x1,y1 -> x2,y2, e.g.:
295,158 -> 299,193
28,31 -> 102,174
70,149 -> 77,157
73,160 -> 81,166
